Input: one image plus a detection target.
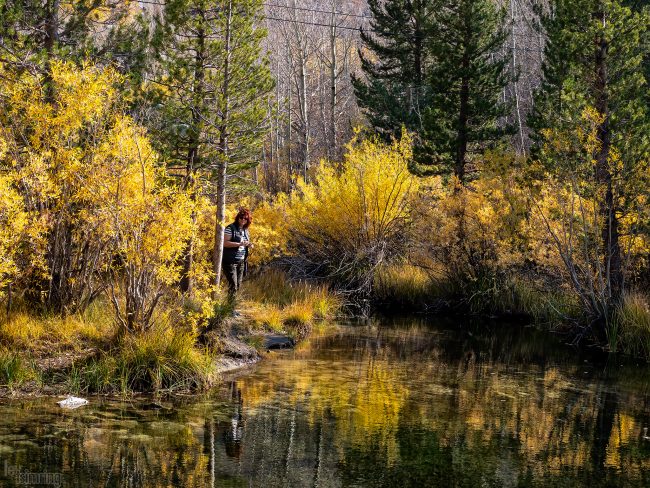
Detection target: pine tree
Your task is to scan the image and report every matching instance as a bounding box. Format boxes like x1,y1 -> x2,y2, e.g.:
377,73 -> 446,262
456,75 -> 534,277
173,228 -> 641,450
352,0 -> 435,140
413,0 -> 512,185
529,0 -> 650,322
0,1 -> 131,65
150,0 -> 273,292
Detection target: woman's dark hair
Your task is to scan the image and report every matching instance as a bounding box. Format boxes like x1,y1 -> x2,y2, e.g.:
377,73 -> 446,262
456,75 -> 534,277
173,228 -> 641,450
235,207 -> 252,229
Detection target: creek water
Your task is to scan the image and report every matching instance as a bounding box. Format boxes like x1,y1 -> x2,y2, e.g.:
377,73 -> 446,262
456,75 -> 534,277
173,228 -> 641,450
0,319 -> 649,487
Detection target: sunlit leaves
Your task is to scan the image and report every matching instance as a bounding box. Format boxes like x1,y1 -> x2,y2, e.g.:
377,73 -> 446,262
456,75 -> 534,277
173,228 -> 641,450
0,61 -> 193,327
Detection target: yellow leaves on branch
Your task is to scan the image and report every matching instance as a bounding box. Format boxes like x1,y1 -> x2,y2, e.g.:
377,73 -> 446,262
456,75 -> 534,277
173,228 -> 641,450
533,105 -> 650,269
0,175 -> 28,294
0,61 -> 192,302
418,151 -> 529,276
289,131 -> 419,248
89,116 -> 193,286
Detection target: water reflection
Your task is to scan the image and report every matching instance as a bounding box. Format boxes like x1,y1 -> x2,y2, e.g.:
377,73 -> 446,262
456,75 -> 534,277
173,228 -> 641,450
0,319 -> 649,487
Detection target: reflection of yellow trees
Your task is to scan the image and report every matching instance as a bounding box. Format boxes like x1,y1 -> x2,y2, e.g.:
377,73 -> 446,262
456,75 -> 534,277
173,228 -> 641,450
234,326 -> 650,480
446,361 -> 650,478
605,413 -> 639,470
8,326 -> 648,485
78,418 -> 210,486
237,346 -> 409,465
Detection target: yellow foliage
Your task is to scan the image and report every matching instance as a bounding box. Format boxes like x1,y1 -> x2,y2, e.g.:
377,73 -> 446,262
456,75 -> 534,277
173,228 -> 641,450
290,131 -> 419,248
88,115 -> 193,287
225,195 -> 289,267
530,106 -> 650,318
0,61 -> 193,326
0,174 -> 28,295
416,150 -> 529,288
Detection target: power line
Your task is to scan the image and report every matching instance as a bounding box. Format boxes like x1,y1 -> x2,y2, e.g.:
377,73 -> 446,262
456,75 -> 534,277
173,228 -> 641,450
134,0 -> 543,44
262,2 -> 372,20
264,15 -> 362,31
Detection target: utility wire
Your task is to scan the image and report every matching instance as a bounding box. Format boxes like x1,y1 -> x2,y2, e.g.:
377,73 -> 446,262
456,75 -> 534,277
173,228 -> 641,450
134,0 -> 543,44
262,2 -> 372,19
264,15 -> 362,31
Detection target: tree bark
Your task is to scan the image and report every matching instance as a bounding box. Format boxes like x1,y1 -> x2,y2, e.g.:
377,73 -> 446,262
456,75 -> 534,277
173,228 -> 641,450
212,0 -> 233,293
180,14 -> 206,295
593,10 -> 623,312
329,5 -> 337,160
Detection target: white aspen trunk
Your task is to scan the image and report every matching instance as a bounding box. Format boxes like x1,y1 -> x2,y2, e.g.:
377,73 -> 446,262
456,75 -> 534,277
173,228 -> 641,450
285,36 -> 294,190
329,4 -> 338,161
275,59 -> 281,185
213,0 -> 233,292
298,50 -> 309,180
511,0 -> 526,155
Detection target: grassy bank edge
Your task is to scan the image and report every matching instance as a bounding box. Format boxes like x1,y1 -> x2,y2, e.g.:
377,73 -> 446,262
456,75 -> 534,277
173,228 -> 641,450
0,271 -> 342,397
373,263 -> 650,360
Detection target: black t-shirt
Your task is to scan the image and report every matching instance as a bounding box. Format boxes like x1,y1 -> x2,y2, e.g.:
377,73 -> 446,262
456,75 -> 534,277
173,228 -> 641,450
223,223 -> 249,263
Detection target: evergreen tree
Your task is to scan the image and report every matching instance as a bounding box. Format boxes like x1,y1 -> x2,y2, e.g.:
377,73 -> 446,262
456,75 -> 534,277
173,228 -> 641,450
150,0 -> 273,292
413,0 -> 512,185
529,0 -> 650,321
0,1 -> 131,65
352,0 -> 436,140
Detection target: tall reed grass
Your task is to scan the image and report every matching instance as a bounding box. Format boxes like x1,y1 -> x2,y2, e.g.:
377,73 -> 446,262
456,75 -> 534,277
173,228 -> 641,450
71,323 -> 216,394
614,292 -> 650,360
240,270 -> 341,339
0,349 -> 41,388
372,262 -> 581,325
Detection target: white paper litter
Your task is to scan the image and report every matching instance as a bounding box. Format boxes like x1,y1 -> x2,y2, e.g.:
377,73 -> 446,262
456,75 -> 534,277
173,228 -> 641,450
57,396 -> 89,409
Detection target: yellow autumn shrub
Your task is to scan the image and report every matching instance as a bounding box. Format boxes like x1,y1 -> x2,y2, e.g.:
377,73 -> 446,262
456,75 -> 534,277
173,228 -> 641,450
529,107 -> 650,321
413,150 -> 529,302
286,131 -> 419,294
0,174 -> 28,297
0,61 -> 124,311
225,195 -> 289,267
0,61 -> 193,329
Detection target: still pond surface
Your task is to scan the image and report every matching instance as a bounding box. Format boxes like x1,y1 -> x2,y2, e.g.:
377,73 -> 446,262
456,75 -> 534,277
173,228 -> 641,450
0,319 -> 649,487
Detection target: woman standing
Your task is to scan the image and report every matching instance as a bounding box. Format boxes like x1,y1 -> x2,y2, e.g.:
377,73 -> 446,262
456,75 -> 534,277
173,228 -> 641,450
222,208 -> 253,299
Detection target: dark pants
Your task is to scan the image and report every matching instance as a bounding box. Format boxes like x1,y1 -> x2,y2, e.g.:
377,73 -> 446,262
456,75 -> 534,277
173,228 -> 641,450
223,261 -> 245,299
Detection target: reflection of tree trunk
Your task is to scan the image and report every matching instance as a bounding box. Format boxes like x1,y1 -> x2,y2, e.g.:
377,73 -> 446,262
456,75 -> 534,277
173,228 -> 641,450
313,418 -> 324,487
209,419 -> 216,488
590,386 -> 617,474
284,409 -> 296,479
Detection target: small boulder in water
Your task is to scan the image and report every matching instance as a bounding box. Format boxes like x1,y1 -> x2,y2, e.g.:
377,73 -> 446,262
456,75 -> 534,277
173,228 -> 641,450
57,396 -> 89,409
265,334 -> 295,350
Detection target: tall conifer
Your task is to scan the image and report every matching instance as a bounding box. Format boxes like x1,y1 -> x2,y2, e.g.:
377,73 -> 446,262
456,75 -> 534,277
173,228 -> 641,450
352,0 -> 435,140
413,0 -> 512,185
151,0 -> 273,292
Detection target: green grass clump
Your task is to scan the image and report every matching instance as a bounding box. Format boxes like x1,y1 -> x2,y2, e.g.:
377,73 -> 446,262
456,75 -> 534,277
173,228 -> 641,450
73,325 -> 216,395
0,349 -> 41,388
489,277 -> 581,324
241,271 -> 341,340
0,300 -> 115,352
373,263 -> 435,309
614,292 -> 650,360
